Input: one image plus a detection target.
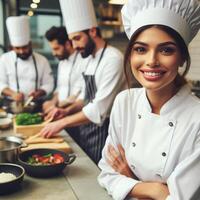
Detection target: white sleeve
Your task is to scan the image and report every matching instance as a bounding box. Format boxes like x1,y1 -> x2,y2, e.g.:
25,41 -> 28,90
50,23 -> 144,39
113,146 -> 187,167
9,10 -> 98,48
166,134 -> 200,200
0,57 -> 9,95
82,55 -> 125,124
39,57 -> 54,95
98,96 -> 140,200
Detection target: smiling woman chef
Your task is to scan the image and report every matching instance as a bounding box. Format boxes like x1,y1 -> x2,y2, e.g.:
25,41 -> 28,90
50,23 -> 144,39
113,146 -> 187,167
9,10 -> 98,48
98,0 -> 200,199
0,16 -> 54,103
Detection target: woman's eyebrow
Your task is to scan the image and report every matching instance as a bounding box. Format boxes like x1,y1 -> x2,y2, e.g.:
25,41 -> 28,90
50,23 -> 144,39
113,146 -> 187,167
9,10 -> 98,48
158,41 -> 177,47
132,41 -> 148,46
133,41 -> 177,47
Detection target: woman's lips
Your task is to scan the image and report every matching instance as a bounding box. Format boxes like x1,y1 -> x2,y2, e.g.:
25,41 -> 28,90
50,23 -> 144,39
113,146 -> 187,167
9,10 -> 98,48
140,70 -> 166,81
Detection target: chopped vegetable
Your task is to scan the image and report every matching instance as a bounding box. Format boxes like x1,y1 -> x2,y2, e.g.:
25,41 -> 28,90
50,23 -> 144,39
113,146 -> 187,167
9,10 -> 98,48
27,153 -> 64,165
16,113 -> 43,125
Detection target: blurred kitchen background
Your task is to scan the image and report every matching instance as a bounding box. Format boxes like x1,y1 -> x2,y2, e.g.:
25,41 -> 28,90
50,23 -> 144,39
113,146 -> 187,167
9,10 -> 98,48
0,0 -> 200,96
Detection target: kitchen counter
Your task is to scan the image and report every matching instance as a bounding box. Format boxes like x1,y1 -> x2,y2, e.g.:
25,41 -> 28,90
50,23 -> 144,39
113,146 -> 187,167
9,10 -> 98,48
0,129 -> 112,200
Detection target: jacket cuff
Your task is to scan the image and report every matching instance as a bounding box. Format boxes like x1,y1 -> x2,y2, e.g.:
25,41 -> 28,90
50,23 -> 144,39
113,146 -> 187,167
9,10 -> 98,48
112,177 -> 140,200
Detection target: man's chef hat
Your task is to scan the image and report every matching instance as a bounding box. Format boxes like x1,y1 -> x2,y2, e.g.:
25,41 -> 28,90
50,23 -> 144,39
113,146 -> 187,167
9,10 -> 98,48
59,0 -> 97,34
6,16 -> 30,47
121,0 -> 200,45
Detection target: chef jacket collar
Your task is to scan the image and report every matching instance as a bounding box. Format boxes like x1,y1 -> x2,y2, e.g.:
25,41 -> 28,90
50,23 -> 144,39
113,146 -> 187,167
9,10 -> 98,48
139,85 -> 191,115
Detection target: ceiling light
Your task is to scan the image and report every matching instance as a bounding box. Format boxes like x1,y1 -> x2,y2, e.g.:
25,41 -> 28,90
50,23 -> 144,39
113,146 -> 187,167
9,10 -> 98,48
32,0 -> 40,3
108,0 -> 127,5
27,10 -> 34,17
30,3 -> 38,9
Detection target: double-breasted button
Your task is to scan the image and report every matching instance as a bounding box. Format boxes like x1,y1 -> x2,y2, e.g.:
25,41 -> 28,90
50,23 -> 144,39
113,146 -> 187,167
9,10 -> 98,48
156,173 -> 162,178
168,122 -> 173,127
132,142 -> 136,147
162,152 -> 167,157
138,114 -> 141,119
131,165 -> 135,169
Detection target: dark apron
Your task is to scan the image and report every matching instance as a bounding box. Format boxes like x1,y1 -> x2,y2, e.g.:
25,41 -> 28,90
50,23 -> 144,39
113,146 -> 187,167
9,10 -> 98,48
80,43 -> 109,164
2,54 -> 40,113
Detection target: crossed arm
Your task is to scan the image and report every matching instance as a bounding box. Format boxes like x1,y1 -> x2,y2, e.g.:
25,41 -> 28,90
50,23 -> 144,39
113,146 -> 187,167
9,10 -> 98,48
106,144 -> 169,200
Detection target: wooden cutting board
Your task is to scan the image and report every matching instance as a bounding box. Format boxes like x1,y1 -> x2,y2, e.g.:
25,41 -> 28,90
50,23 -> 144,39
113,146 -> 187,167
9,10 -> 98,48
13,118 -> 45,136
21,136 -> 72,153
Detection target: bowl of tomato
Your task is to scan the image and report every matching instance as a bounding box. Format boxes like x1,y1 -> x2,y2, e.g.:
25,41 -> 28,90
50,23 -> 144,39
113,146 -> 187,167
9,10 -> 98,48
18,149 -> 76,177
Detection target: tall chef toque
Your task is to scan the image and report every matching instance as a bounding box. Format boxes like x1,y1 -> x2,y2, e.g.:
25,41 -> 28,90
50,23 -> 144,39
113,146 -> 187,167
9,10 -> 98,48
121,0 -> 200,45
6,16 -> 30,47
59,0 -> 97,34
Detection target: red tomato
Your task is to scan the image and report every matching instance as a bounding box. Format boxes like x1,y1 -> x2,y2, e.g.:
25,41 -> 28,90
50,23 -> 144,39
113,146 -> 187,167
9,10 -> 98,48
32,154 -> 40,158
53,154 -> 64,163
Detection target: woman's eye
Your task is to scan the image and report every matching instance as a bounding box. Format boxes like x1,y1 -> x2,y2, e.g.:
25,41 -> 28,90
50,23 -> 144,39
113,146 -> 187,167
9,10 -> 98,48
133,47 -> 146,54
160,47 -> 176,55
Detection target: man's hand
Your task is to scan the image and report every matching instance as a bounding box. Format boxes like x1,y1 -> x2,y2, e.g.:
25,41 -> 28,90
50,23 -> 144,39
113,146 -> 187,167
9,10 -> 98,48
12,92 -> 24,102
39,120 -> 64,138
29,89 -> 46,100
44,107 -> 67,121
43,100 -> 56,114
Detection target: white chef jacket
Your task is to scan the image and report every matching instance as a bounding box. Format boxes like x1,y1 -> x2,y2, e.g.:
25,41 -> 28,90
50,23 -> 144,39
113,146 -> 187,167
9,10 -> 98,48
82,45 -> 126,125
98,85 -> 200,200
0,51 -> 54,99
55,52 -> 85,101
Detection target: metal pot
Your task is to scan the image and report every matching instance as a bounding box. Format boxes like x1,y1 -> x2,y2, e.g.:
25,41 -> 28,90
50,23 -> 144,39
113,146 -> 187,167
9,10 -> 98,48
0,136 -> 27,163
10,101 -> 37,114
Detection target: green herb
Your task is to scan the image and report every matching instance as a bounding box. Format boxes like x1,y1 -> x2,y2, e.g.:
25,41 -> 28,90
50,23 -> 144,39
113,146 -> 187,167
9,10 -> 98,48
27,157 -> 36,164
43,153 -> 52,158
16,113 -> 43,125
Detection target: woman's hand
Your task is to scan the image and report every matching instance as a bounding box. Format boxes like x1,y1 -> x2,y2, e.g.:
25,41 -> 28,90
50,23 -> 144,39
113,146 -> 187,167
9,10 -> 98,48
130,182 -> 169,200
150,183 -> 169,200
106,144 -> 135,178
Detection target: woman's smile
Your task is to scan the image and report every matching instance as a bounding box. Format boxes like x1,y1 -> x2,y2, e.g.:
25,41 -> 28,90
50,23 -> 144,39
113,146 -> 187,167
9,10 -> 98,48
130,27 -> 183,92
140,69 -> 166,81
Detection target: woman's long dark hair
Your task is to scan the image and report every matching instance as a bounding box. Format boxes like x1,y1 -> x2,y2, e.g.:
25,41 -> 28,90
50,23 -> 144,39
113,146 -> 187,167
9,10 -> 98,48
124,25 -> 191,89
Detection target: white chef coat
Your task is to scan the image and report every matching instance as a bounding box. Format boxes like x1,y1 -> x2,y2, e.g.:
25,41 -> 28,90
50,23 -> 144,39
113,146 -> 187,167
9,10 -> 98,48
55,52 -> 85,101
82,45 -> 126,125
0,51 -> 54,99
98,85 -> 200,200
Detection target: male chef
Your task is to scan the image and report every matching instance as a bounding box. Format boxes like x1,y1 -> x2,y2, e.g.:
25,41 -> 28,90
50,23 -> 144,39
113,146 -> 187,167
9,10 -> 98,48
0,16 -> 54,103
40,0 -> 126,164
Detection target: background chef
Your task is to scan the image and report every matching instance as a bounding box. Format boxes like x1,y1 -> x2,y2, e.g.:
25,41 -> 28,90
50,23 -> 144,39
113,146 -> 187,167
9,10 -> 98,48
40,0 -> 126,164
0,16 -> 54,103
43,26 -> 85,113
43,26 -> 85,143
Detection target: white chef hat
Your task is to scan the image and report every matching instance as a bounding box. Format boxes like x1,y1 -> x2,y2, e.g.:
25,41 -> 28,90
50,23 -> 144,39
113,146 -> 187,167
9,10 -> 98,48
6,16 -> 30,47
121,0 -> 200,45
59,0 -> 97,34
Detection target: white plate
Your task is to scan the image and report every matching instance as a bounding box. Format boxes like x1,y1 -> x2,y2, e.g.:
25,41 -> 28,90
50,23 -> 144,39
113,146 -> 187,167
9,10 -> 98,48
0,112 -> 7,118
0,118 -> 12,129
7,113 -> 13,119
